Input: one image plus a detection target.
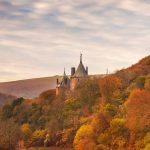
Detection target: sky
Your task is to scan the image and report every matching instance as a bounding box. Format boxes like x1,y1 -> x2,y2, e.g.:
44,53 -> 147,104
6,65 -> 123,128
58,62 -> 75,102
0,0 -> 150,82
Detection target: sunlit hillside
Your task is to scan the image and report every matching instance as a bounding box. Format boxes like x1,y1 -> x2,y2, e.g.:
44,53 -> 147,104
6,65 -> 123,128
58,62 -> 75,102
0,55 -> 150,150
0,76 -> 60,99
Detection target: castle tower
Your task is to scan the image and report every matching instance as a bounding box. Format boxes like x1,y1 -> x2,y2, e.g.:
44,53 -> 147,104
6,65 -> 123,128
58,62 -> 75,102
70,53 -> 88,90
56,68 -> 70,95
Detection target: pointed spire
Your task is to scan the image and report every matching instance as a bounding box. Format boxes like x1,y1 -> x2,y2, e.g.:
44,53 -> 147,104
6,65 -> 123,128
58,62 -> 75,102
63,67 -> 66,76
80,53 -> 82,63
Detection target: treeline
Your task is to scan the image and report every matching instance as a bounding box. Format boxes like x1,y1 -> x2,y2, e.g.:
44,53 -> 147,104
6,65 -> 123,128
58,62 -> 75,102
0,56 -> 150,150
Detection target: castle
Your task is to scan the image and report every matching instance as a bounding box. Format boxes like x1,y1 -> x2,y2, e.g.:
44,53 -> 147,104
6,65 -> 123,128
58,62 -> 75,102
56,54 -> 88,95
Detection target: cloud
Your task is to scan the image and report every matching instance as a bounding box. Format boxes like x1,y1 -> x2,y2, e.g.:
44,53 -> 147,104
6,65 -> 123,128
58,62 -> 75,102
0,0 -> 149,82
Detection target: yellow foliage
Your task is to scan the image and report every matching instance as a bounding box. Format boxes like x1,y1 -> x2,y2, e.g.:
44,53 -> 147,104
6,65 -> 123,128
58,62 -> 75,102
112,137 -> 126,147
74,124 -> 94,149
21,123 -> 32,139
144,144 -> 150,150
144,132 -> 150,147
32,129 -> 46,140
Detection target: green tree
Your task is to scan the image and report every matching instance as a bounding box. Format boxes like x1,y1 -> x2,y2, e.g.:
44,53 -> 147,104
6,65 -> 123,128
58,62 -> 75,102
1,104 -> 12,120
12,97 -> 24,109
75,78 -> 100,112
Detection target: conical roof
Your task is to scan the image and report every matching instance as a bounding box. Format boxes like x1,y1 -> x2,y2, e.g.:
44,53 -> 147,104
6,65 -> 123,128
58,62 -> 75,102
60,68 -> 70,86
74,54 -> 87,77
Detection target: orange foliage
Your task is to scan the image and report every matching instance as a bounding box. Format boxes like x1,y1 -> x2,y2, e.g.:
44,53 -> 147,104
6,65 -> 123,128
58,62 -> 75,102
100,75 -> 122,102
116,56 -> 150,84
75,138 -> 96,150
128,56 -> 150,75
125,89 -> 150,131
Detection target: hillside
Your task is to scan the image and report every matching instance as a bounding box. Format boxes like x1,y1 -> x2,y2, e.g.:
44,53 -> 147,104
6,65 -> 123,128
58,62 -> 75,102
0,76 -> 60,98
115,55 -> 150,85
0,93 -> 16,106
0,55 -> 150,150
0,75 -> 104,99
117,55 -> 150,77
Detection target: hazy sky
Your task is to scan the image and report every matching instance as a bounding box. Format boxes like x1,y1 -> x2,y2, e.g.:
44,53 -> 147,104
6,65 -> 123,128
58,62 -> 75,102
0,0 -> 150,82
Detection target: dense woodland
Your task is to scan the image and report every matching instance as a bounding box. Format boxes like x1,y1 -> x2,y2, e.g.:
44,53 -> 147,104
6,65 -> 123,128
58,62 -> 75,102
0,55 -> 150,150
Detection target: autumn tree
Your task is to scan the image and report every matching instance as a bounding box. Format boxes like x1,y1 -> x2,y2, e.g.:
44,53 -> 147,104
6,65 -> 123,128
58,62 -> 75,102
125,89 -> 150,131
0,119 -> 21,150
31,129 -> 47,146
0,104 -> 12,120
21,123 -> 32,141
74,124 -> 95,150
98,118 -> 129,150
125,89 -> 150,149
145,78 -> 150,91
100,75 -> 122,103
74,78 -> 100,111
91,113 -> 109,137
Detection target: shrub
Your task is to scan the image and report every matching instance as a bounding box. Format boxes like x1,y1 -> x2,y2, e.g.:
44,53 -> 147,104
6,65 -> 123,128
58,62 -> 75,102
74,124 -> 94,150
31,129 -> 46,146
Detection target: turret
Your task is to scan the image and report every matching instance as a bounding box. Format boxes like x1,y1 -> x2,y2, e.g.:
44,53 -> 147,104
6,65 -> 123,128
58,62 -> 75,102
71,67 -> 76,76
86,66 -> 88,75
56,78 -> 59,85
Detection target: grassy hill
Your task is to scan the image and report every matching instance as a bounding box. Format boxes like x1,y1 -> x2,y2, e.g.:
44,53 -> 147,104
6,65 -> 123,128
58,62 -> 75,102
0,76 -> 60,99
0,75 -> 104,99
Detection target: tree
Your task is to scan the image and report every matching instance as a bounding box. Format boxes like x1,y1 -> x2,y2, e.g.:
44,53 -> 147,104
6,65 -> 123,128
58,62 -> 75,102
74,124 -> 95,150
0,119 -> 21,150
31,129 -> 46,146
75,138 -> 96,150
144,144 -> 150,150
21,123 -> 32,141
75,78 -> 100,111
98,118 -> 129,149
125,89 -> 150,149
39,89 -> 56,103
103,103 -> 118,117
135,76 -> 146,89
145,78 -> 150,91
1,104 -> 12,120
100,76 -> 122,103
91,113 -> 109,136
12,97 -> 24,109
125,89 -> 150,131
58,128 -> 76,146
143,132 -> 150,150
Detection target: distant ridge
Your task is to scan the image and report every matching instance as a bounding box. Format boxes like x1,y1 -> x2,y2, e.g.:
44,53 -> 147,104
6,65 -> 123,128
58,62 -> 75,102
0,75 -> 104,99
0,76 -> 60,99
